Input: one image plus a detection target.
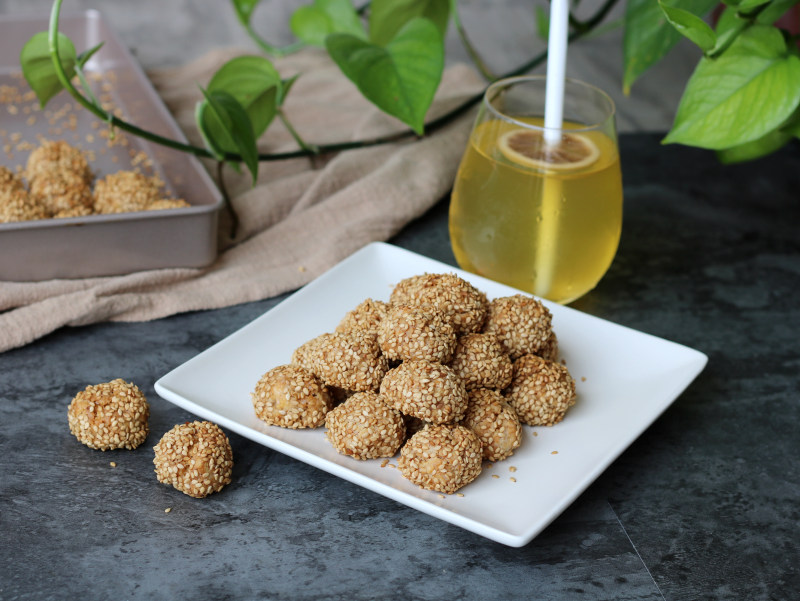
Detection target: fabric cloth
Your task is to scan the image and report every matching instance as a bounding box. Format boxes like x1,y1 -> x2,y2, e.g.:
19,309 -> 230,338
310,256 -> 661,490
0,48 -> 485,353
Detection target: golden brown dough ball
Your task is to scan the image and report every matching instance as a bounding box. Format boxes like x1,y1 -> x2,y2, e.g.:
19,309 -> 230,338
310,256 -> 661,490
67,379 -> 149,450
377,304 -> 456,363
379,360 -> 468,425
461,388 -> 521,461
147,198 -> 191,210
28,169 -> 92,215
398,424 -> 483,494
335,298 -> 389,337
153,421 -> 233,498
25,140 -> 92,186
483,295 -> 553,360
539,331 -> 559,362
390,273 -> 488,335
324,392 -> 405,460
251,364 -> 332,429
0,188 -> 48,223
292,331 -> 388,392
93,171 -> 163,214
0,165 -> 25,195
448,332 -> 513,390
504,355 -> 576,426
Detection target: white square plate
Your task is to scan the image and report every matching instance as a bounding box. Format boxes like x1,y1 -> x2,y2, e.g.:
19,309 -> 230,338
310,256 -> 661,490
155,242 -> 707,547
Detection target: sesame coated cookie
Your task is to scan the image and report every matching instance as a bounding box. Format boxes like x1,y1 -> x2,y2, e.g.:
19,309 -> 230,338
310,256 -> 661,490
504,355 -> 576,426
67,379 -> 150,451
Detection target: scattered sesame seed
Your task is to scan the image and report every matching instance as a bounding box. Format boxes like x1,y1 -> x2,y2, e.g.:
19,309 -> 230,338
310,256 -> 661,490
491,474 -> 500,479
164,507 -> 172,513
298,265 -> 306,273
509,466 -> 517,472
109,461 -> 117,468
456,493 -> 464,498
510,477 -> 517,483
551,450 -> 558,455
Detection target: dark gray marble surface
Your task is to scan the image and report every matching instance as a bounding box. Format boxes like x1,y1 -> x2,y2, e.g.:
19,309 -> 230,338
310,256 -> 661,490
1,134 -> 799,601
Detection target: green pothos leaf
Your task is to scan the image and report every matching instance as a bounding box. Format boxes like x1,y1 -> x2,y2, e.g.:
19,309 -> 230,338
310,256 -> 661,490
20,31 -> 78,107
325,17 -> 443,134
197,88 -> 259,184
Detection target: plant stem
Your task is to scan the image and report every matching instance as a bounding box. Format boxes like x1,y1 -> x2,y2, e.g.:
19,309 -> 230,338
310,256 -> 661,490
46,0 -> 619,165
217,160 -> 239,238
452,4 -> 497,81
277,108 -> 319,154
707,2 -> 770,59
243,20 -> 306,57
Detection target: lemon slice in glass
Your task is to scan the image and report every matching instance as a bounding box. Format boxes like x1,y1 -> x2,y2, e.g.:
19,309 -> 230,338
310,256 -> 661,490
497,128 -> 600,171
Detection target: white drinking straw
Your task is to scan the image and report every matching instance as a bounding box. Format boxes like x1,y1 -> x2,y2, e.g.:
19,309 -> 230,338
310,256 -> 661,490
544,0 -> 569,145
534,0 -> 569,298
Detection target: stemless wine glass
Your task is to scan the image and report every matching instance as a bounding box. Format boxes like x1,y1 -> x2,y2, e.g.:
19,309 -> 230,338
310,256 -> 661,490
449,75 -> 623,304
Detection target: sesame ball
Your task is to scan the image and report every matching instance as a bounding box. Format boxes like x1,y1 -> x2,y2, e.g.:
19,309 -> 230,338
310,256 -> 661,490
53,204 -> 94,219
539,331 -> 559,362
324,392 -> 405,460
251,364 -> 332,429
28,170 -> 93,215
0,165 -> 25,195
292,331 -> 389,392
377,304 -> 457,363
336,298 -> 389,337
25,140 -> 93,186
483,295 -> 553,360
448,332 -> 513,390
461,388 -> 522,461
67,379 -> 150,451
398,424 -> 483,494
379,360 -> 468,425
504,355 -> 576,426
147,198 -> 191,210
93,171 -> 164,214
0,188 -> 48,223
390,273 -> 488,335
153,421 -> 233,498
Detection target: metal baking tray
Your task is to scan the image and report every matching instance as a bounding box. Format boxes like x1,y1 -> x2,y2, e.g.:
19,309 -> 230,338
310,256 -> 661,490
0,10 -> 223,281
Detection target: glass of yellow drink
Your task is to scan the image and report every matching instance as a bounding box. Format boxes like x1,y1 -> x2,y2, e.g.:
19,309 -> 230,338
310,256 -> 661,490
449,75 -> 622,304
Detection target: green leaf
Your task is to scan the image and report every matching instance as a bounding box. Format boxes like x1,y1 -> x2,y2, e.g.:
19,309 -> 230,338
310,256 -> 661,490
757,0 -> 800,25
737,0 -> 771,9
207,55 -> 280,139
714,6 -> 740,35
290,0 -> 365,47
663,25 -> 800,149
535,5 -> 550,40
232,0 -> 261,26
20,31 -> 78,107
369,0 -> 450,46
716,128 -> 793,163
198,89 -> 259,183
658,1 -> 717,52
623,0 -> 718,94
325,17 -> 443,134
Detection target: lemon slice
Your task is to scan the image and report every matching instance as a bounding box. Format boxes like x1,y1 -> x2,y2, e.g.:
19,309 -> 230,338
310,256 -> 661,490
497,128 -> 600,171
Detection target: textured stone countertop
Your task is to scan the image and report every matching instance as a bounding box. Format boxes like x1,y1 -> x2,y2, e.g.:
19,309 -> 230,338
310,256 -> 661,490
1,134 -> 798,601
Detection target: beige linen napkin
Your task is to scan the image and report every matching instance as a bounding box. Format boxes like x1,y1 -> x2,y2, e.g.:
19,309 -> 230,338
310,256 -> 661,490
0,48 -> 485,353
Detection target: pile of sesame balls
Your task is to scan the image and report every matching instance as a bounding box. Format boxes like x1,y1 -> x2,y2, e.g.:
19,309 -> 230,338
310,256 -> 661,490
251,272 -> 577,495
67,379 -> 233,499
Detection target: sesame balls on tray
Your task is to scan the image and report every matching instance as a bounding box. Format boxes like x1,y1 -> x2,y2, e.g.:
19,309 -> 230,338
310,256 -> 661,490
325,392 -> 406,460
377,304 -> 457,363
251,364 -> 332,429
25,140 -> 93,186
504,355 -> 577,427
448,332 -> 513,391
461,388 -> 522,462
292,331 -> 389,392
398,424 -> 483,494
153,421 -> 233,498
389,273 -> 488,335
67,379 -> 150,451
0,188 -> 48,223
483,294 -> 554,360
379,360 -> 469,425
